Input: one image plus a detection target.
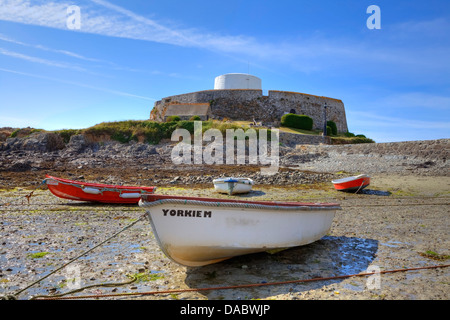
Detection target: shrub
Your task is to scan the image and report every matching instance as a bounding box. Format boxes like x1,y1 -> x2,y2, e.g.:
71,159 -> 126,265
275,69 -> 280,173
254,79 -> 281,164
326,121 -> 337,135
351,136 -> 375,144
55,129 -> 82,143
111,130 -> 134,143
10,129 -> 20,138
344,131 -> 355,137
166,115 -> 180,122
143,127 -> 164,144
281,113 -> 313,130
176,120 -> 195,134
189,115 -> 201,121
326,125 -> 332,136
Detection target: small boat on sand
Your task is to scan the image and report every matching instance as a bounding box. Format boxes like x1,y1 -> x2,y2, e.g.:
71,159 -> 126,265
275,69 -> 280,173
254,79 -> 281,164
332,174 -> 370,193
213,177 -> 254,195
45,175 -> 156,204
139,194 -> 340,267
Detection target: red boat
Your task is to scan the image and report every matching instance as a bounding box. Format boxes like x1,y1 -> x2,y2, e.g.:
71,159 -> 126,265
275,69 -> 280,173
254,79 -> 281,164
331,174 -> 370,193
44,175 -> 156,204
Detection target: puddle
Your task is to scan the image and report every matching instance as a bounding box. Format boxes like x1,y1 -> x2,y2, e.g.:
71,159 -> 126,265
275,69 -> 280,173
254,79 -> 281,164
360,189 -> 391,196
185,235 -> 379,299
380,240 -> 407,248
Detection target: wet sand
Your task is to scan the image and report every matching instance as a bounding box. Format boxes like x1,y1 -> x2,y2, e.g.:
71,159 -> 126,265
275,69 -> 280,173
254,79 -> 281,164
0,173 -> 448,300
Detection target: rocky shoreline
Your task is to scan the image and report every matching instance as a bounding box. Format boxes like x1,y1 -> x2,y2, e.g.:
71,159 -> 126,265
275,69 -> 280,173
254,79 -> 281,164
0,133 -> 448,189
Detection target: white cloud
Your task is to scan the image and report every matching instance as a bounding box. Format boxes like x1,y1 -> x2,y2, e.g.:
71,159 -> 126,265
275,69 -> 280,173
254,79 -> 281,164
1,0 -> 449,84
0,0 -> 68,28
0,32 -> 105,63
0,47 -> 89,72
1,0 -> 449,76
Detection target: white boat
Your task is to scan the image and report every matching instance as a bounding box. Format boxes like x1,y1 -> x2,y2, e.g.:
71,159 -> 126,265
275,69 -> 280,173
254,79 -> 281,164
213,177 -> 254,195
139,194 -> 340,267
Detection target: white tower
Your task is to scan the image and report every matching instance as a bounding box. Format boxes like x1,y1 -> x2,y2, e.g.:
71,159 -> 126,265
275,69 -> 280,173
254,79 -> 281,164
214,73 -> 262,90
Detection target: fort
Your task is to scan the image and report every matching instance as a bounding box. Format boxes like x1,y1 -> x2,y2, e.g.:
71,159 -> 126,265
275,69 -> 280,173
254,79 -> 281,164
150,73 -> 348,133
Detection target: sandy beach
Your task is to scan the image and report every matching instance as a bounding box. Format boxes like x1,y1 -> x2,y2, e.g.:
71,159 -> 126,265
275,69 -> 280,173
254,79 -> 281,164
0,171 -> 448,301
0,138 -> 449,301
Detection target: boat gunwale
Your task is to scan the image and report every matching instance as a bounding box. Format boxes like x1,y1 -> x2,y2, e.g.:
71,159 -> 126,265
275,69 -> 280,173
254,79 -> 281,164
45,174 -> 156,192
331,174 -> 370,184
140,194 -> 340,210
213,177 -> 254,185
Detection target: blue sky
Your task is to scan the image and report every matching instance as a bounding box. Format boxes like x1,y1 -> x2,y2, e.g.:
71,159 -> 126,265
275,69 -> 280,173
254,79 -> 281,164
0,0 -> 449,143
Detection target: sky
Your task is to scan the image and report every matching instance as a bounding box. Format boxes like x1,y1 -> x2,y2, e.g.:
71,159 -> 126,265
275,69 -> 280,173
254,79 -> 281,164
0,0 -> 449,143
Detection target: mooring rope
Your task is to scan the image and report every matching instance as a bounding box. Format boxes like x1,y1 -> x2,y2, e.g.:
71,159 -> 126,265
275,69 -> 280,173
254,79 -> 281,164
0,179 -> 47,206
29,275 -> 138,300
0,215 -> 147,300
30,264 -> 450,300
354,177 -> 369,194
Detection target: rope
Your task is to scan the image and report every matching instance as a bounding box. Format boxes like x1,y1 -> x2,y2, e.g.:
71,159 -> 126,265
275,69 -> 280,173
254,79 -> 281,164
30,263 -> 450,300
29,274 -> 138,300
0,179 -> 47,206
4,215 -> 147,300
354,177 -> 369,194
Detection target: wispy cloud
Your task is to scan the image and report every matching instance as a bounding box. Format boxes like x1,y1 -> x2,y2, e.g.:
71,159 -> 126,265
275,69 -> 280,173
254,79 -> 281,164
0,32 -> 145,74
1,0 -> 449,76
0,32 -> 102,63
0,0 -> 302,61
0,47 -> 90,72
0,0 -> 68,28
0,67 -> 156,101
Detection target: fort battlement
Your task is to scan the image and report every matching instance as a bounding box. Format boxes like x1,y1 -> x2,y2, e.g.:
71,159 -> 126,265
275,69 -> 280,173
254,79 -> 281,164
150,88 -> 348,133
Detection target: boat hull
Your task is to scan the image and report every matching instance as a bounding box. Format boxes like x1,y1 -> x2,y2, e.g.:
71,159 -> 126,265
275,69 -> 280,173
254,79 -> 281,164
139,194 -> 339,266
45,175 -> 156,204
213,177 -> 254,195
332,174 -> 370,192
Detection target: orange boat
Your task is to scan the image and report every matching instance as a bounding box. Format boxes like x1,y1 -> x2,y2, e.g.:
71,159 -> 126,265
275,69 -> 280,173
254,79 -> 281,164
332,174 -> 370,193
44,175 -> 156,204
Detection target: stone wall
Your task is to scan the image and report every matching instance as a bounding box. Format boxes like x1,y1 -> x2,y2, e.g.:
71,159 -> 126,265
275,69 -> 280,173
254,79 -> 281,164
283,138 -> 449,176
279,131 -> 330,146
151,89 -> 348,133
307,138 -> 449,160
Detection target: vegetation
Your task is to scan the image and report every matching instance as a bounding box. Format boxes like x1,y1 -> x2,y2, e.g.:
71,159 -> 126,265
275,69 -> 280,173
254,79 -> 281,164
330,135 -> 375,144
280,113 -> 313,130
9,129 -> 20,138
27,252 -> 49,259
326,121 -> 337,135
80,119 -> 272,144
7,118 -> 373,145
419,250 -> 450,261
131,271 -> 164,282
83,120 -> 178,144
54,129 -> 82,143
9,128 -> 43,138
166,115 -> 180,122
